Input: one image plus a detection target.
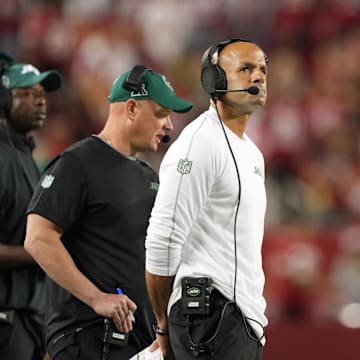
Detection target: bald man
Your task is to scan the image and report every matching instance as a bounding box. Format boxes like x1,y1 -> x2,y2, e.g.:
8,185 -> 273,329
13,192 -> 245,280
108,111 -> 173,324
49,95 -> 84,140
145,39 -> 269,360
24,65 -> 192,360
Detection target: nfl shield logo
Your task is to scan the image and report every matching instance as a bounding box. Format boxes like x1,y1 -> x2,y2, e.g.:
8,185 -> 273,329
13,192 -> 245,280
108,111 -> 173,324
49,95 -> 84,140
41,174 -> 55,189
177,159 -> 192,175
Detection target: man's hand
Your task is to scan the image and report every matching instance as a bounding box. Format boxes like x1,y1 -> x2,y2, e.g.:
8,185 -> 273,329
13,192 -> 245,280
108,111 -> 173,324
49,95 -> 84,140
155,334 -> 175,360
148,338 -> 159,352
91,292 -> 137,333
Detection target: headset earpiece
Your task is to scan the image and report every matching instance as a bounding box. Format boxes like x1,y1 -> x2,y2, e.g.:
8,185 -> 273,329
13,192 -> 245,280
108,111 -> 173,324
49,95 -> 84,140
200,42 -> 228,98
122,65 -> 152,92
0,55 -> 12,118
200,38 -> 250,99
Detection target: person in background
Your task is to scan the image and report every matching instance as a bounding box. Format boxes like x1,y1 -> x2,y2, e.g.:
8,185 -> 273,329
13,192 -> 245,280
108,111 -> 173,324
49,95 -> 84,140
145,39 -> 269,359
24,65 -> 192,360
0,53 -> 63,359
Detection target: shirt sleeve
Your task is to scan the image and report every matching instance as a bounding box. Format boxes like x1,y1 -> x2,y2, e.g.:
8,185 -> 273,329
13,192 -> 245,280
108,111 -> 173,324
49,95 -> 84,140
27,152 -> 87,231
0,155 -> 7,219
0,151 -> 15,220
146,132 -> 220,276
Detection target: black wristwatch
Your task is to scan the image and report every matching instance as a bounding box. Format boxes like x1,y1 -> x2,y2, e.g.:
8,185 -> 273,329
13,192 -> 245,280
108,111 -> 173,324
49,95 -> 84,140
152,321 -> 169,336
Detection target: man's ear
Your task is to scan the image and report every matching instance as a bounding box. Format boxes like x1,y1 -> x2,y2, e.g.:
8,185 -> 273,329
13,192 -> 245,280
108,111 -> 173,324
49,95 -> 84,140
126,99 -> 138,121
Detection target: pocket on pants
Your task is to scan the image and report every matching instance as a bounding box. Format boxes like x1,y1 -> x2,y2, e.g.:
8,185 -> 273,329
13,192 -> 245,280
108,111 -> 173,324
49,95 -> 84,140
0,310 -> 16,348
49,331 -> 80,359
169,299 -> 225,346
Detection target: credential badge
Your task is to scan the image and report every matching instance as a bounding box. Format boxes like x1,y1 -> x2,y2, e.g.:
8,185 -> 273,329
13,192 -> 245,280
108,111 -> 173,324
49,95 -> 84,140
41,174 -> 55,189
177,159 -> 192,175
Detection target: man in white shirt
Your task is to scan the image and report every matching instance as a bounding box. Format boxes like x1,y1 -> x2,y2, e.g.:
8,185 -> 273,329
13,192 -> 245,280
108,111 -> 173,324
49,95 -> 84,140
145,39 -> 269,360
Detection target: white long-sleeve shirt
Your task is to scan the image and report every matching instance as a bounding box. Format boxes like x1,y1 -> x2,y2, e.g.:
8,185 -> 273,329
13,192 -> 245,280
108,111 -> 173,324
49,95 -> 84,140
146,106 -> 268,339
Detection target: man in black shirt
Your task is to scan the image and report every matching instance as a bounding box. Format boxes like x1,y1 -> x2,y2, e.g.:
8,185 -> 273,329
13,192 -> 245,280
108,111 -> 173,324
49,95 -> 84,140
0,54 -> 63,359
24,65 -> 192,360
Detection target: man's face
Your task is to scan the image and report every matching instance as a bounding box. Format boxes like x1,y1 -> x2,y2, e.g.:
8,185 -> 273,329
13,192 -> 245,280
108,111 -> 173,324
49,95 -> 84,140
219,42 -> 268,113
130,99 -> 174,153
9,83 -> 47,134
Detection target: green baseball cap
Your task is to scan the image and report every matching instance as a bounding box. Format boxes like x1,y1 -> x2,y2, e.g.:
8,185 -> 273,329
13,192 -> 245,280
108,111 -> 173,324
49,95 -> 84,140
108,67 -> 193,113
2,63 -> 63,92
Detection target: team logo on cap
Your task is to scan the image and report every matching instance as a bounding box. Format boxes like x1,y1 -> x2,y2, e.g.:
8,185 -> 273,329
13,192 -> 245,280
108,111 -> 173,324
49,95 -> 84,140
131,83 -> 148,97
177,159 -> 192,175
162,75 -> 174,91
21,64 -> 40,75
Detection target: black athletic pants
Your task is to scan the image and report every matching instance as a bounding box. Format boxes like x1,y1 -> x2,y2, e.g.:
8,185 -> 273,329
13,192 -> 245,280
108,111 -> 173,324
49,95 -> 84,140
49,321 -> 151,360
0,311 -> 45,360
168,291 -> 263,360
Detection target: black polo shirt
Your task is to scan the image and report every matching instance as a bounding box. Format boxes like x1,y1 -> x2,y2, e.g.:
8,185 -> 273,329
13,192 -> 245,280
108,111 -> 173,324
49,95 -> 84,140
0,123 -> 43,310
27,136 -> 159,343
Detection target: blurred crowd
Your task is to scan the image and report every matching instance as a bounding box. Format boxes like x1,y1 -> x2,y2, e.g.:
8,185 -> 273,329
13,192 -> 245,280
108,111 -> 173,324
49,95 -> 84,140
1,0 -> 360,326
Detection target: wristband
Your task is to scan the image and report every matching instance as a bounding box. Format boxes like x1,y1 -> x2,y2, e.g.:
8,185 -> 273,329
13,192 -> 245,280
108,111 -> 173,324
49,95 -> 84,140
152,322 -> 169,336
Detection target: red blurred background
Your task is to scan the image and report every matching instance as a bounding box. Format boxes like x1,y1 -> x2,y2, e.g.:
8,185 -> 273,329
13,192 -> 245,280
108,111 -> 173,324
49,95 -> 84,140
1,0 -> 360,358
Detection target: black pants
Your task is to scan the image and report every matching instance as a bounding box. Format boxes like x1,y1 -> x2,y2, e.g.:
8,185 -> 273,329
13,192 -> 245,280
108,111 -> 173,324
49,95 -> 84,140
0,311 -> 45,360
50,322 -> 151,360
168,291 -> 263,360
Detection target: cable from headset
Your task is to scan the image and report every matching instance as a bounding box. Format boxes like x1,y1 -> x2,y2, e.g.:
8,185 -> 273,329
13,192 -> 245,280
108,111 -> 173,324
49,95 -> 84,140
213,99 -> 241,306
241,311 -> 265,345
101,319 -> 111,360
186,301 -> 232,356
213,101 -> 265,345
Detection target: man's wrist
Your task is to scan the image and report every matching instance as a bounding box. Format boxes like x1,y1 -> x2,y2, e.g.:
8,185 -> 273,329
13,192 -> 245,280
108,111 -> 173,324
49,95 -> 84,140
152,321 -> 169,336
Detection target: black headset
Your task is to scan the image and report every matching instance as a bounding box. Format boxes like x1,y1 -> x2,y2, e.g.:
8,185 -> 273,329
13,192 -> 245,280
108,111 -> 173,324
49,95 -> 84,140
122,65 -> 152,93
0,54 -> 13,118
200,38 -> 251,99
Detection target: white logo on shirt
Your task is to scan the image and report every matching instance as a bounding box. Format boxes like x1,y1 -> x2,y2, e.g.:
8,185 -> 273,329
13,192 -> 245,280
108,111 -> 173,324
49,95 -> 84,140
41,174 -> 55,188
254,166 -> 263,178
177,159 -> 192,174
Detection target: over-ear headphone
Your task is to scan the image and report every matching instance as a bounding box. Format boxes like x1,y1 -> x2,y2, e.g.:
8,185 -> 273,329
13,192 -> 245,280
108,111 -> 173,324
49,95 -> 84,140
0,53 -> 13,117
200,38 -> 250,99
122,65 -> 152,92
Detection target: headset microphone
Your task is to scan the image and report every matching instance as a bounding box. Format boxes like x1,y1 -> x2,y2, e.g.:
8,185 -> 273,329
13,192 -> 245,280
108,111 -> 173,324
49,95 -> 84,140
162,135 -> 171,144
245,86 -> 259,95
216,86 -> 259,95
